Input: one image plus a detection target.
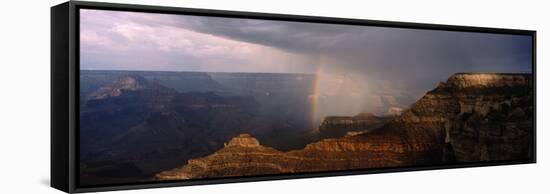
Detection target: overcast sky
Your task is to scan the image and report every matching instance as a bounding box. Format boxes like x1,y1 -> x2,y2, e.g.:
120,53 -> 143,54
80,9 -> 533,115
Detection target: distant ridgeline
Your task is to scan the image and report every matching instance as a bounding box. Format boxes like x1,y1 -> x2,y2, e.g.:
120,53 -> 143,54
80,70 -> 315,97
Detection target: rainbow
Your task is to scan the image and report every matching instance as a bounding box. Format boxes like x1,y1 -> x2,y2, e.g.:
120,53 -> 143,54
309,55 -> 328,128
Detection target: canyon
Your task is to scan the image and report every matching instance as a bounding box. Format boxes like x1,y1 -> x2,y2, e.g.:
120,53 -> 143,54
78,71 -> 319,186
155,73 -> 534,180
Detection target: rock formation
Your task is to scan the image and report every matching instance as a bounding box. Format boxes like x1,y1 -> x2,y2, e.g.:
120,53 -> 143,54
155,133 -> 407,180
88,74 -> 161,99
155,73 -> 534,180
386,73 -> 533,162
318,112 -> 391,138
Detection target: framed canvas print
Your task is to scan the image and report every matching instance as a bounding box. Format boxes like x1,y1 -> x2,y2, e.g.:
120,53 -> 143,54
51,1 -> 536,193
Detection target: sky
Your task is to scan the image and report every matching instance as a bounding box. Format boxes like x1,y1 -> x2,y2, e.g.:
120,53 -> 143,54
80,9 -> 533,117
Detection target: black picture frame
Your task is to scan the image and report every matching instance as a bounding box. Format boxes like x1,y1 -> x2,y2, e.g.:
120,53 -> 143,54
51,1 -> 537,193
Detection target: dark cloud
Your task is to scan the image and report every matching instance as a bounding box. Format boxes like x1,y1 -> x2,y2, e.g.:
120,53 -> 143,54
209,18 -> 527,60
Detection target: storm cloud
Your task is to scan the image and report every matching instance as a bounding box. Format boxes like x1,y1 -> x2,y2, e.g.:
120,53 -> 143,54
170,15 -> 532,88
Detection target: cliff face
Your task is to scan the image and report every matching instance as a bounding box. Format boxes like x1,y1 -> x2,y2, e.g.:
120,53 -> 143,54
387,73 -> 533,162
155,73 -> 533,180
438,73 -> 533,161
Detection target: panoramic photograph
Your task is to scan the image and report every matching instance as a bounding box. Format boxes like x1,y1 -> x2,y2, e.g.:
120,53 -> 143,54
78,9 -> 533,186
